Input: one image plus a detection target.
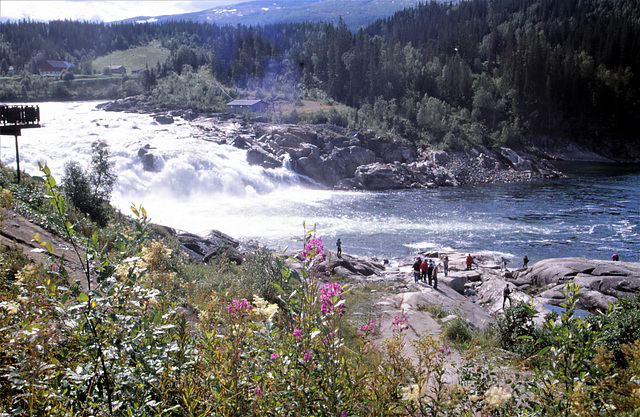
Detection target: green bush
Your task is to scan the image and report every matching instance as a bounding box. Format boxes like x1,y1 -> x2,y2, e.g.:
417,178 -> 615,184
590,293 -> 640,367
62,140 -> 116,227
443,317 -> 473,345
240,247 -> 290,304
492,300 -> 538,358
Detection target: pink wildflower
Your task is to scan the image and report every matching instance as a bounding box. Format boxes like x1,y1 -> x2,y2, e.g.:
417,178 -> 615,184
293,328 -> 302,340
254,387 -> 264,398
270,353 -> 278,360
227,299 -> 252,319
303,349 -> 311,361
320,282 -> 345,316
392,314 -> 409,333
437,345 -> 451,358
358,318 -> 376,338
302,237 -> 326,261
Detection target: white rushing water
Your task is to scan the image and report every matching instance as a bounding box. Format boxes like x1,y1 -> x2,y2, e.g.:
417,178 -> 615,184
3,101 -> 639,262
1,101 -> 338,245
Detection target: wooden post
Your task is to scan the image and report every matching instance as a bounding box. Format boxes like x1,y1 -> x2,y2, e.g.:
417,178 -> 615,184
14,134 -> 20,182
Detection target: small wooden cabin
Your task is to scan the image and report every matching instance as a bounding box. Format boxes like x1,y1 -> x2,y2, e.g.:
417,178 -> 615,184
226,99 -> 269,113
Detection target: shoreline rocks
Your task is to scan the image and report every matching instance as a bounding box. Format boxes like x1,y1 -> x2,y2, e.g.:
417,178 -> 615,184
96,97 -> 571,191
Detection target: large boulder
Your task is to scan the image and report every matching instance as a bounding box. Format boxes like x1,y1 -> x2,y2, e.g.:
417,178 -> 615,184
318,254 -> 386,280
246,146 -> 282,169
513,258 -> 640,311
176,229 -> 244,265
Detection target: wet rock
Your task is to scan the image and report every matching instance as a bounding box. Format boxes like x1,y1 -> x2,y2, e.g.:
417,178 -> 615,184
175,229 -> 244,265
246,146 -> 282,169
138,145 -> 160,172
154,115 -> 174,125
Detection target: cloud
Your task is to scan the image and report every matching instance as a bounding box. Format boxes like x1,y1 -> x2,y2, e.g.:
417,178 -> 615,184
1,1 -> 249,22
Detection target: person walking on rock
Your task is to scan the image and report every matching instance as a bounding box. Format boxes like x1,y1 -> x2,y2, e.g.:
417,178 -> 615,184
432,262 -> 438,290
442,255 -> 449,277
336,238 -> 342,258
500,257 -> 508,272
466,254 -> 474,270
427,259 -> 434,285
522,254 -> 529,268
420,258 -> 429,282
503,284 -> 512,310
413,257 -> 422,283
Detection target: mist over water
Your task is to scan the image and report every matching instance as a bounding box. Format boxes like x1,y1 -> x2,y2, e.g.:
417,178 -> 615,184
3,101 -> 639,263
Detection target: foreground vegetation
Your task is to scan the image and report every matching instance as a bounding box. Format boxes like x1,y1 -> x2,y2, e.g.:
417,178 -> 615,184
0,151 -> 639,415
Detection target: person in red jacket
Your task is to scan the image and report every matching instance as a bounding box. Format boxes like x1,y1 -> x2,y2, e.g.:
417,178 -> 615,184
420,259 -> 428,282
466,254 -> 474,270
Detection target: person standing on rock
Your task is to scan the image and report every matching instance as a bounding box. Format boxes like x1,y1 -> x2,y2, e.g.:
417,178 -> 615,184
500,257 -> 509,272
413,257 -> 422,283
427,260 -> 434,285
612,253 -> 619,261
420,258 -> 429,282
336,238 -> 342,258
432,262 -> 438,289
442,255 -> 449,277
522,254 -> 529,268
503,284 -> 512,310
466,254 -> 474,270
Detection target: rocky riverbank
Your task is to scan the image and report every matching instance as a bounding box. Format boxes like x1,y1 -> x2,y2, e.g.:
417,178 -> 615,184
97,96 -> 575,191
170,223 -> 640,320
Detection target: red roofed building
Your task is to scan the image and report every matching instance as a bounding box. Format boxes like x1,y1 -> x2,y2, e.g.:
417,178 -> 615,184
39,60 -> 74,76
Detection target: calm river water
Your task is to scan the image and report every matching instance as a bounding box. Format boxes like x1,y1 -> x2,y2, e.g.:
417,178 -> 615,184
2,101 -> 638,264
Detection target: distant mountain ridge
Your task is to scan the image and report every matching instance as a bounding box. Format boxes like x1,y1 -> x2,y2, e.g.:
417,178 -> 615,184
119,0 -> 423,29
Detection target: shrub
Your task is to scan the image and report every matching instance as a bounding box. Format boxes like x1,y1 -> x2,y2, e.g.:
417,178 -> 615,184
62,140 -> 116,227
590,293 -> 640,367
443,317 -> 473,345
492,300 -> 538,358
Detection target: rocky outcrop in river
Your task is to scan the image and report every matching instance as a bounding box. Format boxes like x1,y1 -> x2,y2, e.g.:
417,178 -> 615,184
226,123 -> 563,191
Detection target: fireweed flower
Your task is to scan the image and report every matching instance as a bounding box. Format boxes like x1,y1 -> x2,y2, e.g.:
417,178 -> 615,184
227,299 -> 252,319
320,282 -> 345,316
437,345 -> 451,358
392,314 -> 409,333
293,328 -> 302,340
358,319 -> 376,338
302,237 -> 326,261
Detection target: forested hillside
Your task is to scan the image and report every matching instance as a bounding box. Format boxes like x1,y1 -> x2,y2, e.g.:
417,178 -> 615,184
1,0 -> 638,156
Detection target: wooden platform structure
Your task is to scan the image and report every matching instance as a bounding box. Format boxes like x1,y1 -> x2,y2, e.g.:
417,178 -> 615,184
1,105 -> 41,181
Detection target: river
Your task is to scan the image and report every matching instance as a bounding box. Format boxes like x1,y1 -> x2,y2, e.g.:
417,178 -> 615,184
2,101 -> 638,264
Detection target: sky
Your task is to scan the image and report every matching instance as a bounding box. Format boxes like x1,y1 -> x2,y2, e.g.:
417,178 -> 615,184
0,0 -> 253,23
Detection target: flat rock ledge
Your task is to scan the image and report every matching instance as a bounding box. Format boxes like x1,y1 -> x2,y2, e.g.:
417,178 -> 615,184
510,257 -> 640,312
315,251 -> 640,330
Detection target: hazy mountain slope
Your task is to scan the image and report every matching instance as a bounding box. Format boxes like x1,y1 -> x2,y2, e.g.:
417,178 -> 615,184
120,0 -> 422,29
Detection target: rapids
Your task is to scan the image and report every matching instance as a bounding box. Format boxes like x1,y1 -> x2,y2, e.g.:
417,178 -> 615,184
2,101 -> 638,263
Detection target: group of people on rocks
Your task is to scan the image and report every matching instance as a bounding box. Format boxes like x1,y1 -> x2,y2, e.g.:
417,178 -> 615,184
412,257 -> 439,289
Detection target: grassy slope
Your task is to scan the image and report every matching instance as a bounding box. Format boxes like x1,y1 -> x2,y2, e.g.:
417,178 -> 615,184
92,44 -> 170,73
